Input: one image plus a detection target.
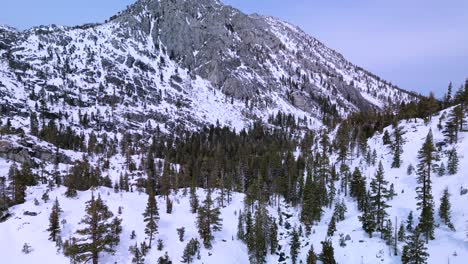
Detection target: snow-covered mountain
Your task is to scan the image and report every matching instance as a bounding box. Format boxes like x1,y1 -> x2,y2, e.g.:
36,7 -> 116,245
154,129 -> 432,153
0,0 -> 416,137
4,0 -> 455,264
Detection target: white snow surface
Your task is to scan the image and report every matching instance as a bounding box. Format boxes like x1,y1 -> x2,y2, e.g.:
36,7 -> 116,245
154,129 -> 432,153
0,111 -> 467,264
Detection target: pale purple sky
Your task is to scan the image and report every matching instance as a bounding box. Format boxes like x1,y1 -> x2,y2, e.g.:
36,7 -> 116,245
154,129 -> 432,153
1,0 -> 467,97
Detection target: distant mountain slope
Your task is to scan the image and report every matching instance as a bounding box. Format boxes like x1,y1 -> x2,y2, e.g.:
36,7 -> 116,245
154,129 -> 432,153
1,0 -> 416,138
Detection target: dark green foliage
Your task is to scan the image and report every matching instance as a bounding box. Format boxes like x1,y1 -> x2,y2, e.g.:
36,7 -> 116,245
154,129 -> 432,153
398,222 -> 406,241
383,130 -> 391,145
157,252 -> 172,264
63,193 -> 121,264
319,239 -> 336,264
246,205 -> 276,263
401,230 -> 429,264
333,199 -> 347,222
438,188 -> 454,230
306,245 -> 317,264
157,239 -> 164,251
8,163 -> 26,205
197,190 -> 222,249
369,162 -> 390,229
447,148 -> 459,175
290,227 -> 300,264
143,191 -> 159,248
237,210 -> 245,241
64,158 -> 104,196
181,238 -> 200,263
270,220 -> 278,254
416,130 -> 437,241
47,198 -> 62,242
350,167 -> 366,211
406,211 -> 414,233
391,125 -> 405,168
177,227 -> 185,242
359,191 -> 376,237
189,188 -> 199,214
130,243 -> 145,264
327,215 -> 337,237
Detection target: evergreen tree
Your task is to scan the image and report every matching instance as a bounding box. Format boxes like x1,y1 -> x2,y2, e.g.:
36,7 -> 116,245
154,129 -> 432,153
270,220 -> 278,254
383,130 -> 391,145
401,230 -> 429,264
47,198 -> 62,242
406,211 -> 414,233
131,243 -> 145,264
447,148 -> 459,175
438,188 -> 454,230
319,239 -> 336,264
189,187 -> 199,214
157,252 -> 172,264
306,245 -> 317,264
391,125 -> 405,168
416,130 -> 437,242
8,163 -> 26,204
65,193 -> 121,264
30,112 -> 39,136
237,210 -> 245,241
143,191 -> 159,248
444,82 -> 453,107
181,238 -> 200,263
197,190 -> 222,249
327,215 -> 337,237
350,167 -> 366,211
290,227 -> 300,264
369,161 -> 390,229
398,222 -> 406,242
360,191 -> 376,237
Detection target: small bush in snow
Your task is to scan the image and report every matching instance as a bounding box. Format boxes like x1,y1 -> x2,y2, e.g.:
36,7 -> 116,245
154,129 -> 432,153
22,243 -> 33,254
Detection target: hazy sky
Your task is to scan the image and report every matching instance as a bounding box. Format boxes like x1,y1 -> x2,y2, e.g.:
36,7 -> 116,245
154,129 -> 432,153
1,0 -> 467,97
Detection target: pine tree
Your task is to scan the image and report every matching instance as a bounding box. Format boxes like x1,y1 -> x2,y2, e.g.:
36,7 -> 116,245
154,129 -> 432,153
131,243 -> 145,264
177,227 -> 185,242
47,198 -> 62,242
438,188 -> 454,230
237,210 -> 245,241
290,227 -> 300,264
360,191 -> 376,237
65,193 -> 121,264
327,215 -> 337,237
383,130 -> 391,145
447,148 -> 459,175
189,187 -> 199,214
30,112 -> 39,136
391,125 -> 405,168
8,163 -> 26,204
270,219 -> 278,254
157,252 -> 172,264
320,239 -> 336,264
416,130 -> 437,242
350,167 -> 366,211
398,222 -> 406,241
248,205 -> 269,264
181,238 -> 200,263
143,191 -> 159,248
370,161 -> 390,229
306,245 -> 317,264
401,230 -> 429,264
406,211 -> 414,233
444,82 -> 453,107
197,190 -> 222,249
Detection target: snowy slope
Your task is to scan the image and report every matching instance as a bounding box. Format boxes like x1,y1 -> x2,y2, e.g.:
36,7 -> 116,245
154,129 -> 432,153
1,108 -> 467,264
